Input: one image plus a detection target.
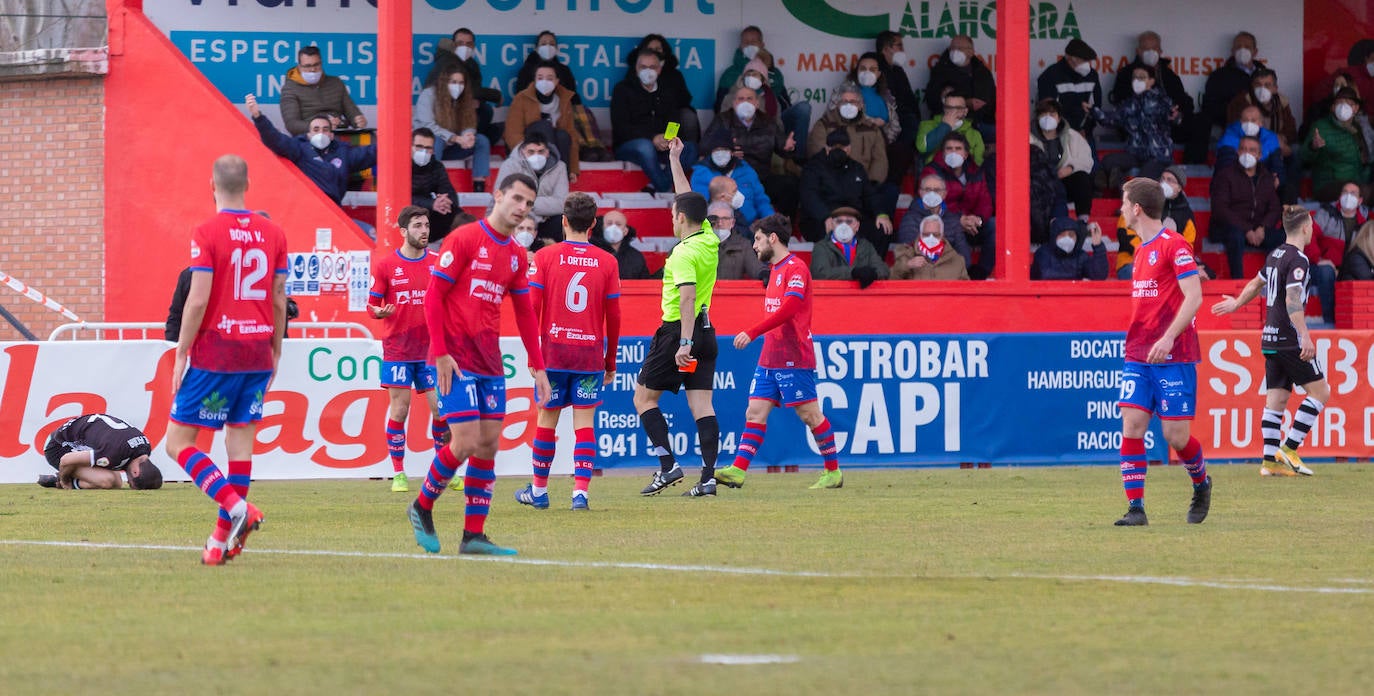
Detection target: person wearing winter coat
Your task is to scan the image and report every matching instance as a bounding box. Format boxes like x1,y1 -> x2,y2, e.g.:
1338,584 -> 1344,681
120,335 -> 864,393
920,131 -> 994,278
1031,217 -> 1109,280
925,35 -> 996,125
1031,98 -> 1094,218
691,130 -> 773,227
592,210 -> 653,280
1304,88 -> 1372,202
1340,220 -> 1374,280
505,64 -> 581,181
891,214 -> 970,281
1308,183 -> 1371,323
810,206 -> 890,288
494,131 -> 570,240
1036,38 -> 1102,150
798,130 -> 890,248
1093,65 -> 1180,190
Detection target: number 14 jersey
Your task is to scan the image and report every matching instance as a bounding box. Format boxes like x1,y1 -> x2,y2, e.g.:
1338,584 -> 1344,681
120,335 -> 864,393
530,241 -> 621,372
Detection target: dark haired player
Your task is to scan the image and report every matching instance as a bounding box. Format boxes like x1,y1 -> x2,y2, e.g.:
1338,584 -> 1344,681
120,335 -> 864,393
39,413 -> 163,490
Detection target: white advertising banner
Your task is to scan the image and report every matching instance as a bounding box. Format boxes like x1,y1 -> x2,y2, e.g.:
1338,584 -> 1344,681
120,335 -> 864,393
144,0 -> 1304,128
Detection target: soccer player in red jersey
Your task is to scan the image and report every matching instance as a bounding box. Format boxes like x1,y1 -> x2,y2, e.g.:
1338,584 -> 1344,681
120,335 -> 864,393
165,155 -> 288,565
369,206 -> 444,493
1114,177 -> 1211,526
515,192 -> 621,511
408,173 -> 551,556
714,214 -> 844,490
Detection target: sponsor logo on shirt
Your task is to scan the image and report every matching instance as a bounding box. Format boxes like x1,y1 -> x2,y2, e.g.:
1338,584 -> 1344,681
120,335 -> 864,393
216,315 -> 274,335
394,267 -> 404,276
468,278 -> 505,303
788,276 -> 806,289
199,391 -> 229,423
1131,279 -> 1159,298
548,322 -> 596,342
471,261 -> 493,271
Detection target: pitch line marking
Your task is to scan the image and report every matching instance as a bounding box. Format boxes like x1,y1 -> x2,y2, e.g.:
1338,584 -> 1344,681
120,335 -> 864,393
3,540 -> 1373,594
700,654 -> 801,665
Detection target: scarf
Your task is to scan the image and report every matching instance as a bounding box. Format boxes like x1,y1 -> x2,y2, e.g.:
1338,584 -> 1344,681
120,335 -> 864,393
918,237 -> 944,262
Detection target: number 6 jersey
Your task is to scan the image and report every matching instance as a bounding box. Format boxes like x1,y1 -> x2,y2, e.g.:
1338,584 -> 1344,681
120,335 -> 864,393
188,208 -> 289,373
529,240 -> 621,373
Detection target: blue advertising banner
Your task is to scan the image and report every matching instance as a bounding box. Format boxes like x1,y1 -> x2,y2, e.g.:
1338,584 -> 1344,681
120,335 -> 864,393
594,333 -> 1167,469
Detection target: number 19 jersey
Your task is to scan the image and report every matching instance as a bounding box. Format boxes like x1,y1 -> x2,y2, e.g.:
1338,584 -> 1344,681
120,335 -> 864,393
531,241 -> 621,372
188,208 -> 289,373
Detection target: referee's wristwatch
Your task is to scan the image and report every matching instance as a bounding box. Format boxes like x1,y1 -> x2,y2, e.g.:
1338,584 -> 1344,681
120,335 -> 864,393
679,339 -> 694,346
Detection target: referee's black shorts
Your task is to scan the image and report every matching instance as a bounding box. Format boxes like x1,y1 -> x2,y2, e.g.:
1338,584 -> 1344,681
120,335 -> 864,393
637,314 -> 718,394
1264,349 -> 1323,391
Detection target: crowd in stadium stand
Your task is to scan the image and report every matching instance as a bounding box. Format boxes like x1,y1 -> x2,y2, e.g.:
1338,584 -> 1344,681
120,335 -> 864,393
244,24 -> 1374,317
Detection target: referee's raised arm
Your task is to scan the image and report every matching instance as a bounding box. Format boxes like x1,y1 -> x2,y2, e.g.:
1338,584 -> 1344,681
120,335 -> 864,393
667,137 -> 691,194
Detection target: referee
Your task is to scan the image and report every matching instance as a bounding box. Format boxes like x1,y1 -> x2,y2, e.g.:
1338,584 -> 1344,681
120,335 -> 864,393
635,137 -> 722,497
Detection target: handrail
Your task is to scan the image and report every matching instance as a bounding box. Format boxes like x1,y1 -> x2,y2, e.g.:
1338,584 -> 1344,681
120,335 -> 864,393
48,321 -> 374,340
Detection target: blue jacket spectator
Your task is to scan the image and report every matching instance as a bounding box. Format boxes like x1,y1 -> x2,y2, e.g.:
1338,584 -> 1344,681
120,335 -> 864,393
1032,217 -> 1109,280
691,131 -> 773,226
252,110 -> 375,205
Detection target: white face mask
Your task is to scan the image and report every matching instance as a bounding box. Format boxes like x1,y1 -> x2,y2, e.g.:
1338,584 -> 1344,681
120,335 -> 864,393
300,70 -> 322,85
1160,181 -> 1177,199
857,71 -> 878,88
1254,86 -> 1273,104
454,45 -> 473,61
638,68 -> 658,86
711,150 -> 733,168
921,233 -> 941,247
525,153 -> 548,171
730,191 -> 745,209
1234,47 -> 1253,65
949,49 -> 968,67
734,101 -> 757,121
1240,121 -> 1260,137
1132,79 -> 1148,95
1141,49 -> 1160,67
743,75 -> 763,91
891,51 -> 908,66
944,151 -> 966,169
535,79 -> 556,96
309,132 -> 331,150
1340,192 -> 1360,211
1335,103 -> 1355,122
537,44 -> 557,61
1238,152 -> 1258,169
1038,115 -> 1059,132
715,226 -> 732,241
741,45 -> 759,60
514,230 -> 536,248
831,223 -> 855,243
1368,62 -> 1374,78
602,224 -> 625,244
1073,61 -> 1092,77
1056,235 -> 1077,254
921,191 -> 944,209
448,83 -> 464,99
412,149 -> 432,167
838,103 -> 860,121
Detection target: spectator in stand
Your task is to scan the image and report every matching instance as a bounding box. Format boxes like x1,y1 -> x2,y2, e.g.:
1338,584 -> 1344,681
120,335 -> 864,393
898,174 -> 972,266
702,83 -> 797,213
1227,67 -> 1300,202
629,35 -> 698,142
811,206 -> 889,288
1351,40 -> 1374,105
414,63 -> 490,192
1305,69 -> 1362,141
1032,217 -> 1109,280
1031,98 -> 1094,220
691,130 -> 773,227
1210,135 -> 1283,279
1309,182 -> 1370,323
1093,65 -> 1180,193
1196,31 -> 1263,162
875,31 -> 921,136
916,89 -> 986,166
847,52 -> 909,187
506,64 -> 581,184
1341,219 -> 1374,280
1028,140 -> 1069,246
924,35 -> 996,136
1116,165 -> 1207,280
279,46 -> 366,136
798,130 -> 893,254
514,31 -> 579,99
714,27 -> 811,154
807,83 -> 897,231
1304,88 -> 1371,202
1216,105 -> 1285,176
426,29 -> 504,146
246,94 -> 374,207
410,128 -> 459,242
1037,38 -> 1102,152
610,49 -> 696,195
921,132 -> 995,279
891,214 -> 970,280
709,200 -> 764,281
495,131 -> 570,241
514,216 -> 540,268
592,210 -> 652,280
1111,32 -> 1194,143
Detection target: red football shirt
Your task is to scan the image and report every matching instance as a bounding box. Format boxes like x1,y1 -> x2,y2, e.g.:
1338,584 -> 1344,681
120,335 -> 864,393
1126,229 -> 1200,364
428,219 -> 530,377
370,248 -> 435,362
188,209 -> 288,373
759,254 -> 816,369
530,241 -> 621,372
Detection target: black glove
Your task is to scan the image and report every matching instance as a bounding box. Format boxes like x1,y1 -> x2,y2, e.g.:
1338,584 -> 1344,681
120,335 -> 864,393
851,265 -> 879,289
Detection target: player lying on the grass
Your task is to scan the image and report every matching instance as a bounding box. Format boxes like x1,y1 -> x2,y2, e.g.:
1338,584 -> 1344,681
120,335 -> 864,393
38,413 -> 163,490
714,214 -> 844,490
369,206 -> 446,493
516,192 -> 621,511
1211,205 -> 1328,477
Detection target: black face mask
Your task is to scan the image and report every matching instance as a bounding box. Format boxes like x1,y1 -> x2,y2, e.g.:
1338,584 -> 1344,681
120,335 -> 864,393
828,148 -> 849,165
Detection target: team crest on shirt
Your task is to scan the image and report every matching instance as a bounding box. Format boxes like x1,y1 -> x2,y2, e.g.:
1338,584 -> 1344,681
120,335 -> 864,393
774,275 -> 782,286
1294,267 -> 1305,280
1148,250 -> 1159,266
485,394 -> 498,410
440,251 -> 454,268
331,158 -> 343,168
511,256 -> 519,272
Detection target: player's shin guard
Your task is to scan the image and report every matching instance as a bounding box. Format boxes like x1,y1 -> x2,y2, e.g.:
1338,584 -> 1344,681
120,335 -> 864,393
812,418 -> 840,472
386,418 -> 406,474
417,445 -> 460,511
733,421 -> 767,471
531,426 -> 556,494
431,419 -> 447,453
1177,436 -> 1207,485
696,416 -> 719,482
1120,437 -> 1147,509
463,457 -> 497,535
1284,397 -> 1325,451
640,408 -> 677,472
1261,408 -> 1284,462
179,448 -> 246,516
573,427 -> 595,495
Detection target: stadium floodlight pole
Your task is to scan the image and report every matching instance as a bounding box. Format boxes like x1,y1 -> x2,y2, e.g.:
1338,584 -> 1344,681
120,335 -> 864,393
376,0 -> 413,250
994,0 -> 1030,283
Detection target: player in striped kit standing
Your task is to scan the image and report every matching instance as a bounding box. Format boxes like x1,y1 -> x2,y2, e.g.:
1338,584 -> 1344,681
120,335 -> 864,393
368,206 -> 446,493
1211,206 -> 1329,476
714,214 -> 844,490
515,192 -> 622,511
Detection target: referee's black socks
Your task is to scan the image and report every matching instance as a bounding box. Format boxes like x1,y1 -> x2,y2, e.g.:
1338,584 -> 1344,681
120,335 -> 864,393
696,415 -> 719,483
640,408 -> 677,472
